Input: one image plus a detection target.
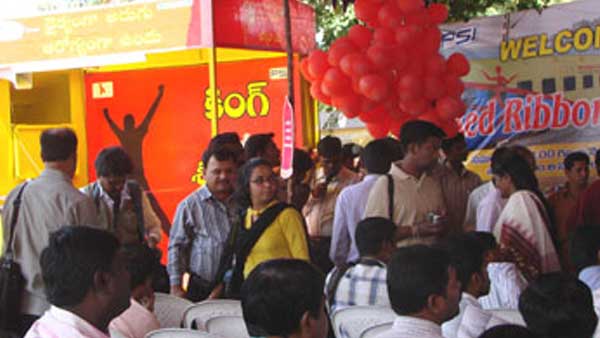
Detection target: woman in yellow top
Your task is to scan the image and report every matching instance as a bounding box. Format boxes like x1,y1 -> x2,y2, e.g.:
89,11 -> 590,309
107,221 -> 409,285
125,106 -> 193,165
234,158 -> 310,278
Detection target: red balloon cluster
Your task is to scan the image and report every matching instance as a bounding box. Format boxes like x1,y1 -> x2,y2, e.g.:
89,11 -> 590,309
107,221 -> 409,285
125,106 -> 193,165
300,0 -> 470,139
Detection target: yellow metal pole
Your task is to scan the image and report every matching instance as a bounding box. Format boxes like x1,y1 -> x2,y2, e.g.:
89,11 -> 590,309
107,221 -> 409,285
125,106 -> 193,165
208,0 -> 218,137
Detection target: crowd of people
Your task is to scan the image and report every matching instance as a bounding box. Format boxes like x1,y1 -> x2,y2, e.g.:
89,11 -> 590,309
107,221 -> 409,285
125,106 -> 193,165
3,122 -> 600,338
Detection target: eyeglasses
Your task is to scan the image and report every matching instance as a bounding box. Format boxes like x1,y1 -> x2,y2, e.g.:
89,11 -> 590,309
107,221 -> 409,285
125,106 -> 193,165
251,175 -> 278,185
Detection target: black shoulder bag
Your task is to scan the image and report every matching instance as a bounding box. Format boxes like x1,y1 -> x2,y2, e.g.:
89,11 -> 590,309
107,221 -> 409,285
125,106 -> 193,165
224,202 -> 289,299
0,182 -> 28,330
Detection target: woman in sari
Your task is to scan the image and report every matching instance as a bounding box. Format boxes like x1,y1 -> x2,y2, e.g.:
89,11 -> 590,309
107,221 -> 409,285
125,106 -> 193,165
491,149 -> 560,281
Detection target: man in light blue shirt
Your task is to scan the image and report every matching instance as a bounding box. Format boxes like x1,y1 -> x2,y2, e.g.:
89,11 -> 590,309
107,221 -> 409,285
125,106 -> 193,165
330,139 -> 394,266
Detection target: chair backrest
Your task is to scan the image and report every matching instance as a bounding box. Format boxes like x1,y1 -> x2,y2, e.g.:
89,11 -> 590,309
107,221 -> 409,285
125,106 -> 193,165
154,292 -> 194,328
360,322 -> 393,338
331,306 -> 396,338
145,328 -> 225,338
182,299 -> 243,330
205,315 -> 250,338
109,328 -> 128,338
488,309 -> 525,326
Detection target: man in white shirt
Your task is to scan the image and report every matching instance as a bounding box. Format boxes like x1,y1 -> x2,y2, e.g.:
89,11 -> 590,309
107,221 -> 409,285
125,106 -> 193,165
330,140 -> 393,266
441,234 -> 491,338
25,226 -> 131,338
375,245 -> 461,338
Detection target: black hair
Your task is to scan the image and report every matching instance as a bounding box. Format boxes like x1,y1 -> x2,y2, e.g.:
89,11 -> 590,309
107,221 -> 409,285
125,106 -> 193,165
387,245 -> 452,315
595,149 -> 600,169
234,157 -> 273,209
478,325 -> 539,338
569,226 -> 600,273
383,137 -> 404,161
245,133 -> 275,159
201,146 -> 237,169
293,148 -> 314,175
209,132 -> 244,164
441,133 -> 466,153
241,259 -> 324,337
122,244 -> 157,289
342,143 -> 362,160
317,136 -> 342,158
40,226 -> 120,307
40,128 -> 78,162
94,146 -> 133,177
519,272 -> 597,338
399,120 -> 446,154
439,234 -> 487,291
361,139 -> 393,175
355,217 -> 396,257
466,231 -> 498,252
564,151 -> 590,171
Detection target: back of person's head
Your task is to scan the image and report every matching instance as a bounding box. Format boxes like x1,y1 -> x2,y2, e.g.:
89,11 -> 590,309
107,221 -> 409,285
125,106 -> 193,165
317,136 -> 342,158
519,273 -> 597,338
293,148 -> 314,176
355,217 -> 396,257
40,128 -> 78,162
564,151 -> 590,170
595,149 -> 600,169
241,259 -> 327,338
511,145 -> 536,171
465,231 -> 498,252
40,226 -> 125,307
569,226 -> 600,273
490,146 -> 511,169
202,145 -> 237,168
94,146 -> 133,177
387,245 -> 453,315
491,149 -> 539,193
439,234 -> 489,295
478,325 -> 539,338
383,137 -> 404,161
245,133 -> 275,159
441,133 -> 466,154
342,143 -> 362,161
361,139 -> 393,174
122,244 -> 156,290
398,120 -> 445,154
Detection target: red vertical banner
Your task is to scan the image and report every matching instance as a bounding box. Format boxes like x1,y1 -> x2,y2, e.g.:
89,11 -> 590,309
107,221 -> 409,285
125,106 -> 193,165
280,96 -> 294,179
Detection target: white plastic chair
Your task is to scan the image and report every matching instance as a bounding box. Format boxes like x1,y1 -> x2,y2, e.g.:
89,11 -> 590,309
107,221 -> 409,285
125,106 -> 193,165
153,292 -> 194,328
145,328 -> 225,338
331,306 -> 396,338
488,309 -> 525,325
205,315 -> 250,338
360,322 -> 393,338
182,299 -> 243,330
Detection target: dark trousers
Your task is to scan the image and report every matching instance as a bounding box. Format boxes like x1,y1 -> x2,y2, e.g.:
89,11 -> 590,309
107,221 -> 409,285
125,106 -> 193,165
309,237 -> 334,274
186,274 -> 213,302
11,314 -> 38,338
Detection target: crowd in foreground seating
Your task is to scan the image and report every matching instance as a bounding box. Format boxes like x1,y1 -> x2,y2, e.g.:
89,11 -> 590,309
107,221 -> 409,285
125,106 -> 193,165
3,122 -> 600,338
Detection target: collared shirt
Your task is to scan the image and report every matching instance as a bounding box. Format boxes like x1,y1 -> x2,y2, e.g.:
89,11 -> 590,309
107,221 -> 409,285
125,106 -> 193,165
25,306 -> 110,338
167,186 -> 234,286
330,174 -> 381,265
303,167 -> 359,237
243,201 -> 309,277
580,265 -> 600,291
442,293 -> 482,338
433,162 -> 482,235
110,298 -> 160,338
464,182 -> 494,231
2,168 -> 99,316
479,262 -> 527,310
364,163 -> 445,247
476,185 -> 506,233
325,259 -> 389,313
81,180 -> 162,245
375,316 -> 443,338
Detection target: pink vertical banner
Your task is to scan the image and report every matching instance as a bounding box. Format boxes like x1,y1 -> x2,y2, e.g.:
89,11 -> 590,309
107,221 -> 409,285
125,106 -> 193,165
280,96 -> 294,179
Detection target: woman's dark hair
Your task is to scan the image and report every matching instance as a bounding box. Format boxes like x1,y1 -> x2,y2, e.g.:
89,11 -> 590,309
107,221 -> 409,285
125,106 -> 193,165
234,157 -> 273,209
478,325 -> 539,338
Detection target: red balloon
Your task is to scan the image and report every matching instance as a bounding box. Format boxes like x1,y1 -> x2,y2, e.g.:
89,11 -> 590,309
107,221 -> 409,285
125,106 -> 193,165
447,53 -> 470,77
310,80 -> 331,105
359,74 -> 390,102
378,3 -> 404,29
427,3 -> 449,24
425,54 -> 447,75
373,27 -> 397,46
392,48 -> 409,72
348,25 -> 373,49
436,96 -> 462,121
354,0 -> 381,26
332,94 -> 363,118
420,27 -> 442,56
395,25 -> 420,46
322,68 -> 352,96
340,53 -> 363,77
405,10 -> 428,26
367,45 -> 395,70
442,121 -> 460,138
397,73 -> 424,102
418,111 -> 442,126
402,98 -> 429,116
445,75 -> 465,98
328,38 -> 357,67
361,98 -> 378,113
307,50 -> 329,79
396,0 -> 424,14
359,105 -> 385,123
423,76 -> 446,100
366,121 -> 390,139
300,58 -> 314,81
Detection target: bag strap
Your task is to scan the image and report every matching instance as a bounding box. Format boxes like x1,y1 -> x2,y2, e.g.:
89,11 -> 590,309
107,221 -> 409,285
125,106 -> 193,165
5,182 -> 28,258
127,181 -> 146,244
386,174 -> 394,221
236,202 -> 289,260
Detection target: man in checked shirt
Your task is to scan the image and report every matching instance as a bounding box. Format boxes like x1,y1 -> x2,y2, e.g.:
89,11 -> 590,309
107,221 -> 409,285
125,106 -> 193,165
167,146 -> 238,301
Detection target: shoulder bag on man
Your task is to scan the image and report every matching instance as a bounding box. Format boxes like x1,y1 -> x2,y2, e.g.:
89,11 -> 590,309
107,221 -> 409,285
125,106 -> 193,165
0,182 -> 28,330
